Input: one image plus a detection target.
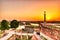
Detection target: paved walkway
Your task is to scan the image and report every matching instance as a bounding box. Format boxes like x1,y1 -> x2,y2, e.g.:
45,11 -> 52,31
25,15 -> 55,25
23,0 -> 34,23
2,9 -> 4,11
40,32 -> 54,40
31,32 -> 42,40
0,31 -> 53,40
0,31 -> 33,40
0,31 -> 15,40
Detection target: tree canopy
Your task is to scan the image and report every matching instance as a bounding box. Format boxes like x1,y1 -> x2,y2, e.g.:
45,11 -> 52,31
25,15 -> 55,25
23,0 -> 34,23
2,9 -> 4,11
1,20 -> 9,30
10,20 -> 19,29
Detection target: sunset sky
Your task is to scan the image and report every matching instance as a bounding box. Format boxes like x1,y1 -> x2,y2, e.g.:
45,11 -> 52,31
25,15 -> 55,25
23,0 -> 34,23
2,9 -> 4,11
0,0 -> 60,21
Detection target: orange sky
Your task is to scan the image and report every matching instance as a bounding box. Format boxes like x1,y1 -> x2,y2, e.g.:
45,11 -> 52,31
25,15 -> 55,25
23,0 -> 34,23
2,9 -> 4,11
0,0 -> 60,21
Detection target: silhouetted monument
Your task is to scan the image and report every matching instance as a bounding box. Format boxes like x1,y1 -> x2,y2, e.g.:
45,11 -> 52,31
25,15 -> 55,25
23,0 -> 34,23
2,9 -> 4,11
44,11 -> 46,27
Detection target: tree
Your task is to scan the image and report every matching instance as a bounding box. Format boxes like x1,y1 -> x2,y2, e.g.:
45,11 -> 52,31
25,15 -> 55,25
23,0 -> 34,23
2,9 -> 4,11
10,20 -> 19,40
19,21 -> 24,25
1,20 -> 9,31
26,21 -> 30,25
10,20 -> 19,29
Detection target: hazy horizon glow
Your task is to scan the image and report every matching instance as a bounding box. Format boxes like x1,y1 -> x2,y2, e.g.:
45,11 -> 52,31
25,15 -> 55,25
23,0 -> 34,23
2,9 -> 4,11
0,0 -> 60,21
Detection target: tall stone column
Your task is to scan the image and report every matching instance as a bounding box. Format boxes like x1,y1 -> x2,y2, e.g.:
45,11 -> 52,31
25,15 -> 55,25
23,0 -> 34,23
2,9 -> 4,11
44,11 -> 46,27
